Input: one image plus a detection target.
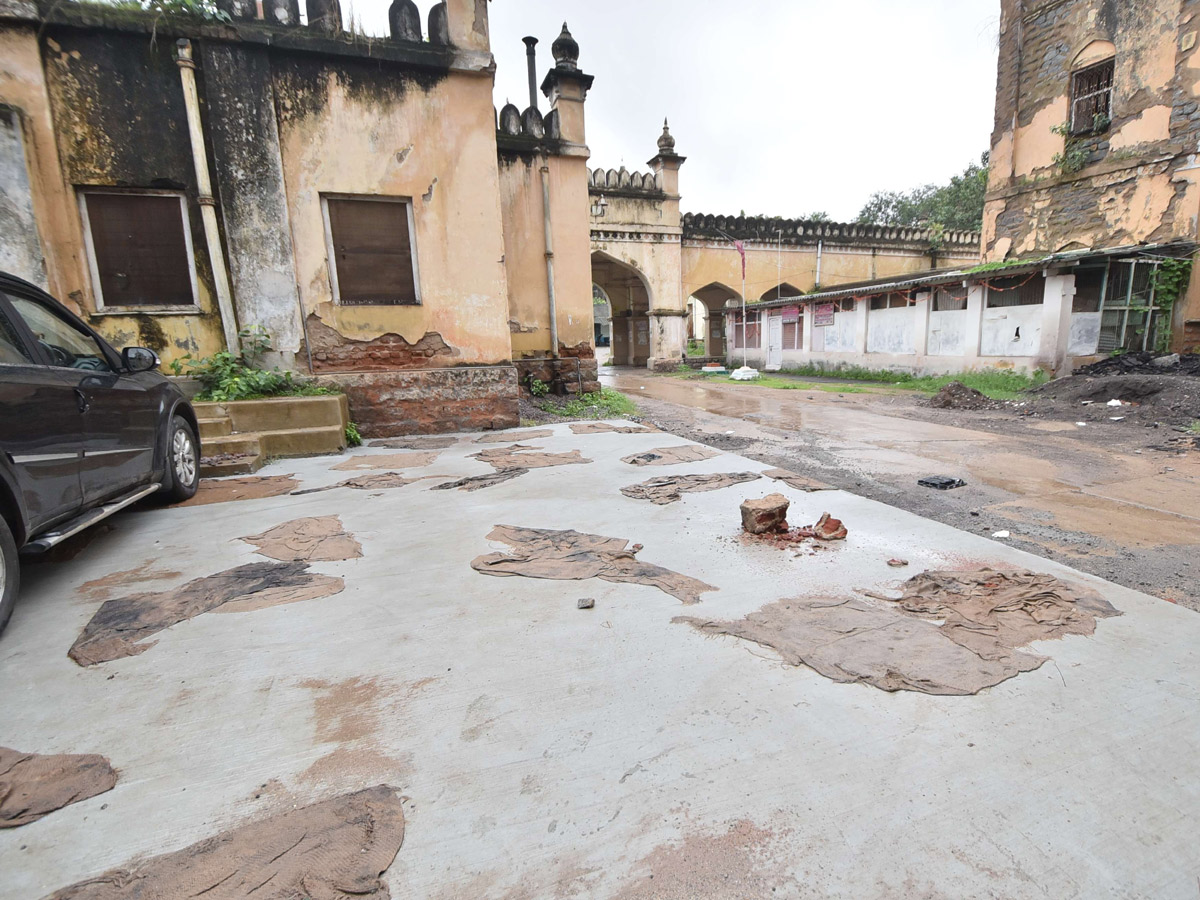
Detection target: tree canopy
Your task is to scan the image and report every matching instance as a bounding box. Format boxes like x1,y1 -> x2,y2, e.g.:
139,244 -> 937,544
856,154 -> 989,233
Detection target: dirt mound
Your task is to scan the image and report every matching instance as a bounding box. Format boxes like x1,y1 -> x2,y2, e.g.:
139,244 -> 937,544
1027,373 -> 1199,425
1075,351 -> 1200,377
928,381 -> 992,410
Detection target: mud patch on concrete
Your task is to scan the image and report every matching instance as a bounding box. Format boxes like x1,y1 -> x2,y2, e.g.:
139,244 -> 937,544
471,446 -> 592,470
69,562 -> 345,666
431,469 -> 528,492
176,474 -> 300,506
78,560 -> 183,601
762,467 -> 834,492
475,429 -> 554,443
677,569 -> 1119,695
570,422 -> 657,434
621,472 -> 762,505
293,473 -> 436,495
45,785 -> 404,899
370,435 -> 457,450
614,819 -> 797,899
0,747 -> 117,828
622,445 -> 721,466
332,451 -> 440,471
472,525 -> 716,604
242,516 -> 363,562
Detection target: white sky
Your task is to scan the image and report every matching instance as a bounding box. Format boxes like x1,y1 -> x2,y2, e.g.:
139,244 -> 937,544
350,1 -> 1001,222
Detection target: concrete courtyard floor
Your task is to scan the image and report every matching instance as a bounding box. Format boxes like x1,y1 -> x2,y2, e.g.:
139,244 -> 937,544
3,423 -> 1200,898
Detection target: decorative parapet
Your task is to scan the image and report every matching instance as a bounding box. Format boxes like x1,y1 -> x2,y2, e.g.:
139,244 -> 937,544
682,212 -> 980,251
588,166 -> 663,195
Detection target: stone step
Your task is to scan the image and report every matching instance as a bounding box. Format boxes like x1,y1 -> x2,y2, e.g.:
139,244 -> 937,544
192,395 -> 349,434
197,416 -> 232,439
202,433 -> 262,458
257,425 -> 345,458
201,453 -> 264,478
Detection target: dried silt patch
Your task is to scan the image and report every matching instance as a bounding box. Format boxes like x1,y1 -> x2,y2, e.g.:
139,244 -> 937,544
676,569 -> 1119,696
45,785 -> 405,899
69,562 -> 345,666
472,525 -> 717,605
241,515 -> 363,562
0,747 -> 117,828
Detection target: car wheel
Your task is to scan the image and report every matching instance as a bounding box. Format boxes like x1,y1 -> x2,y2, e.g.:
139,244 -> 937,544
159,415 -> 199,503
0,516 -> 18,637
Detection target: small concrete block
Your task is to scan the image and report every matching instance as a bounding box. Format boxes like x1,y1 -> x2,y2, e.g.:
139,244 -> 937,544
741,493 -> 790,535
577,598 -> 595,609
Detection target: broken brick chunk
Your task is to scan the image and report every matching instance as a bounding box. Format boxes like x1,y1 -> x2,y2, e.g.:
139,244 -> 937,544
741,494 -> 790,535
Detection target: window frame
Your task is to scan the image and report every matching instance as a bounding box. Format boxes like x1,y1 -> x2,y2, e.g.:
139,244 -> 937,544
78,188 -> 202,316
0,283 -> 121,371
1069,59 -> 1114,136
321,193 -> 423,307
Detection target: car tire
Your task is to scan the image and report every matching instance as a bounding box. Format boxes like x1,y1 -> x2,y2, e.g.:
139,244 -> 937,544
0,515 -> 18,637
158,414 -> 199,503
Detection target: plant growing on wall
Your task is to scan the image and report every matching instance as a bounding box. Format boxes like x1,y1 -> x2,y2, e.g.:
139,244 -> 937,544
1050,121 -> 1102,176
170,328 -> 338,402
1148,256 -> 1195,351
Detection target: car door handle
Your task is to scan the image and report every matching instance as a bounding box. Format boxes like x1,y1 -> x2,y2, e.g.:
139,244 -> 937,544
74,388 -> 90,414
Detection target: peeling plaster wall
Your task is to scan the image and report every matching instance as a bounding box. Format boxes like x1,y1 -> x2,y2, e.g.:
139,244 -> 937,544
499,151 -> 594,359
982,304 -> 1043,357
0,106 -> 45,287
986,0 -> 1200,346
866,306 -> 916,355
201,42 -> 303,361
0,26 -> 97,313
273,51 -> 511,369
38,26 -> 224,363
928,309 -> 969,356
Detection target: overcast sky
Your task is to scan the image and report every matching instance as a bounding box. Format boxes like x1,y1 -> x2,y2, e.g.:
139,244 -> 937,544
352,1 -> 1001,222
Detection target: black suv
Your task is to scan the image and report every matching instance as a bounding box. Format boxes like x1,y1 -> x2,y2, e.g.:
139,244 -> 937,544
0,272 -> 201,635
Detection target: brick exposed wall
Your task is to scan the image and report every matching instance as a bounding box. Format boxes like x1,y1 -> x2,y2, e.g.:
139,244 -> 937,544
321,366 -> 520,436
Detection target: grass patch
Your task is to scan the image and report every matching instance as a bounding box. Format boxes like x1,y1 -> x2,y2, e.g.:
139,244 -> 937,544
537,387 -> 638,419
903,370 -> 1048,400
704,375 -> 866,393
778,363 -> 913,384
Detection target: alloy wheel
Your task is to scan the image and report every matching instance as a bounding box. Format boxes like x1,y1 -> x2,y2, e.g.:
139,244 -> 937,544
172,426 -> 197,487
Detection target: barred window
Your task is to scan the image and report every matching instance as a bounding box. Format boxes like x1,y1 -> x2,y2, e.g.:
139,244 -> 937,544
1070,60 -> 1114,135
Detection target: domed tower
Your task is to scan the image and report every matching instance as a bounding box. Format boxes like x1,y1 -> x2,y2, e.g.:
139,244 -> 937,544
649,118 -> 685,199
539,23 -> 593,146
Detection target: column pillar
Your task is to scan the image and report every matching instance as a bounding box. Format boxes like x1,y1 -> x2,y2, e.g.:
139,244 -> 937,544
854,298 -> 868,355
964,283 -> 985,364
648,309 -> 687,371
1039,272 -> 1075,375
912,291 -> 931,359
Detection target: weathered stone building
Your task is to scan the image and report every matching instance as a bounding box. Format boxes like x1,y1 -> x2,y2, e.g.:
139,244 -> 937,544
0,0 -> 598,434
984,0 -> 1200,353
726,0 -> 1200,375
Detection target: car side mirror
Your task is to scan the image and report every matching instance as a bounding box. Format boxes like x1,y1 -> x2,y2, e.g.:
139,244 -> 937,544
122,346 -> 159,373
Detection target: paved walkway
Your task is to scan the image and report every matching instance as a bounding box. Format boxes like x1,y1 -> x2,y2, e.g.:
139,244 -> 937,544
3,424 -> 1199,898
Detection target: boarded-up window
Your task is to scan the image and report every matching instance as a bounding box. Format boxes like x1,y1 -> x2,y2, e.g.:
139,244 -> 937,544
732,310 -> 761,349
326,196 -> 419,306
870,293 -> 910,311
782,306 -> 801,350
986,274 -> 1045,308
82,192 -> 195,308
1070,59 -> 1114,135
1072,266 -> 1106,313
933,286 -> 967,311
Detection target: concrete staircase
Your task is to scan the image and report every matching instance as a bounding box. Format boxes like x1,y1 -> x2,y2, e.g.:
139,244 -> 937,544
194,395 -> 350,477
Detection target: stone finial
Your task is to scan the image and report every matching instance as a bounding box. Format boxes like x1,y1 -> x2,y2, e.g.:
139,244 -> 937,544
388,0 -> 421,41
551,22 -> 579,70
428,0 -> 450,45
306,0 -> 342,33
657,118 -> 676,154
499,102 -> 522,136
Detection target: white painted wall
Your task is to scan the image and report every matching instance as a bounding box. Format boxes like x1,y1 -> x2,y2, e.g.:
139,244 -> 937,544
981,304 -> 1042,357
821,310 -> 857,352
1068,312 -> 1102,355
866,306 -> 916,354
928,309 -> 968,356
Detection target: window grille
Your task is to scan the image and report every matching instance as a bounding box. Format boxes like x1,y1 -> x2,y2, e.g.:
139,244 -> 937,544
1071,60 -> 1114,134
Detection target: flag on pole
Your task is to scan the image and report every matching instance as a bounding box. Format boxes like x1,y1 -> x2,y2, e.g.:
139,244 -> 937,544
734,240 -> 746,279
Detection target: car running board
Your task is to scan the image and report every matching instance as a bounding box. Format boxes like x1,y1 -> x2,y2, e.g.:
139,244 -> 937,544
22,483 -> 162,554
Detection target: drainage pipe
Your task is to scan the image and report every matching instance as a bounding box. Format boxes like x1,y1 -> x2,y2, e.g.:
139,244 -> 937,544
815,239 -> 824,288
540,162 -> 559,357
175,39 -> 240,353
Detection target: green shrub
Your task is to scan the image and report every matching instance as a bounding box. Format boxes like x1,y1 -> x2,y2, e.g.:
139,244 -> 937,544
540,387 -> 637,419
529,377 -> 550,398
345,422 -> 363,447
171,328 -> 338,402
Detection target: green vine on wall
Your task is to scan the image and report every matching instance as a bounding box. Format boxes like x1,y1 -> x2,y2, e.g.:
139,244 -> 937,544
1148,256 -> 1194,351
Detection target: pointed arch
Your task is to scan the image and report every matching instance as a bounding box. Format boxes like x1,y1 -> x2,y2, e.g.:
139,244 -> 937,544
759,282 -> 803,302
591,251 -> 653,365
